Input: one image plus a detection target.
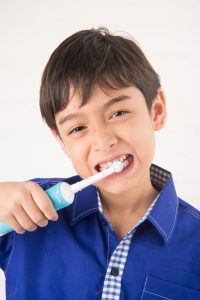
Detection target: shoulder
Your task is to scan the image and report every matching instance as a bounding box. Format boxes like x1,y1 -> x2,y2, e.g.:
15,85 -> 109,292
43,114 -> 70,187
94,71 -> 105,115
0,231 -> 14,271
178,198 -> 200,222
176,198 -> 200,239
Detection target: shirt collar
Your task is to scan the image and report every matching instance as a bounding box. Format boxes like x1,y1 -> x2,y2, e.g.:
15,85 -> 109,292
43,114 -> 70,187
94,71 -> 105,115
69,184 -> 98,225
69,164 -> 179,244
147,165 -> 179,243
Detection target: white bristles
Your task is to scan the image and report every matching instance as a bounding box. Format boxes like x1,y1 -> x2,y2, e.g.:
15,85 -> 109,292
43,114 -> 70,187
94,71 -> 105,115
112,161 -> 124,173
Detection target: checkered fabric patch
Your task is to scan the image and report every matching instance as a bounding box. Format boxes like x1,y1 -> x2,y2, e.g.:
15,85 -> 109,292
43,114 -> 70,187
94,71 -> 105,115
150,164 -> 171,191
98,164 -> 170,300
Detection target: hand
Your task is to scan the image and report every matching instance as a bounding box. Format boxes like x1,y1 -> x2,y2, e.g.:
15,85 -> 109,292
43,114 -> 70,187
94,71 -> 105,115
0,181 -> 58,234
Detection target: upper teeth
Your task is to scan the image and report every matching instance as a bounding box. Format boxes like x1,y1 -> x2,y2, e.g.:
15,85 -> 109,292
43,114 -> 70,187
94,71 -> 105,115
98,154 -> 128,170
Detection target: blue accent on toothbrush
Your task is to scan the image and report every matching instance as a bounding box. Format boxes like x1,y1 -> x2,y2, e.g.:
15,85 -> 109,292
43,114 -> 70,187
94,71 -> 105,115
45,182 -> 72,211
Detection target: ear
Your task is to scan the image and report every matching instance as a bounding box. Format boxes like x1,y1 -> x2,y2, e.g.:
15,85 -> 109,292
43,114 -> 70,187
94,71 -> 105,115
151,89 -> 167,131
50,129 -> 70,157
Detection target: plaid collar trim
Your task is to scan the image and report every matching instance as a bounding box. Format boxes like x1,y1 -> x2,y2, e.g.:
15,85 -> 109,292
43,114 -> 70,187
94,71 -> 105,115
150,164 -> 171,191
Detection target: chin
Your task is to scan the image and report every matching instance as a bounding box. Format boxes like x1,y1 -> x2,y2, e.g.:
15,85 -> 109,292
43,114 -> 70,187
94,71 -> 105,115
98,180 -> 134,196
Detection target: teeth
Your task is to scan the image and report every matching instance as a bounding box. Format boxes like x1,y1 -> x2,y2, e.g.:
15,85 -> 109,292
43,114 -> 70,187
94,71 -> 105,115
123,160 -> 129,168
120,155 -> 127,162
107,162 -> 112,168
98,154 -> 130,171
100,163 -> 107,169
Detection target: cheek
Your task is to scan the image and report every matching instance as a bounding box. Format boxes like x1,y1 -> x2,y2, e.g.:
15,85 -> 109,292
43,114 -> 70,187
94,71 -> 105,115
138,129 -> 155,162
64,140 -> 91,177
69,146 -> 85,163
126,121 -> 155,157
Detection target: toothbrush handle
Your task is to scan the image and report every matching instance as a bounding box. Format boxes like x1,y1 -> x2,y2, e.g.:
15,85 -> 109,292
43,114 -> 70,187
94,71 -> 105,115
0,182 -> 74,237
45,182 -> 74,210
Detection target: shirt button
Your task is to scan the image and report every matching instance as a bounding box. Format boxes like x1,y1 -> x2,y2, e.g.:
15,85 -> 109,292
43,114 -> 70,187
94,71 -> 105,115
110,267 -> 119,277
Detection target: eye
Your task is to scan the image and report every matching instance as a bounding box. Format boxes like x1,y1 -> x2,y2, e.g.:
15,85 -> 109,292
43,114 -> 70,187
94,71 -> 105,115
110,110 -> 129,119
69,126 -> 86,135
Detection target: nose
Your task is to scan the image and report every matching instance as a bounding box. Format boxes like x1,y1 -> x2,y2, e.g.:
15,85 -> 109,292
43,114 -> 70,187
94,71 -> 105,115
91,127 -> 117,153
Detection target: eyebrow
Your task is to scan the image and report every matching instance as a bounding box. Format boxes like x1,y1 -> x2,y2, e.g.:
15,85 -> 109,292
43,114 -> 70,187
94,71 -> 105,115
58,95 -> 131,126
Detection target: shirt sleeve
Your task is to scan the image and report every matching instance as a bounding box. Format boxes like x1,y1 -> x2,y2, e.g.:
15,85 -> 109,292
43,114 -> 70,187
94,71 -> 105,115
0,233 -> 14,272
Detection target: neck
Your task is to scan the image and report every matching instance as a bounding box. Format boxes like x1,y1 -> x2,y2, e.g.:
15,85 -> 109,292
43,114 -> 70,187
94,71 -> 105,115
98,175 -> 158,217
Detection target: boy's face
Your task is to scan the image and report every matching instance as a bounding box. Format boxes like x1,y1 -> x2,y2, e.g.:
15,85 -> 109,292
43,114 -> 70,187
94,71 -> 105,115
52,86 -> 166,196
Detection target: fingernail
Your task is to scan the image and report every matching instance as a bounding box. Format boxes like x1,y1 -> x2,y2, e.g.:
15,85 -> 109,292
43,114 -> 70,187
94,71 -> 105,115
52,215 -> 59,221
39,220 -> 48,227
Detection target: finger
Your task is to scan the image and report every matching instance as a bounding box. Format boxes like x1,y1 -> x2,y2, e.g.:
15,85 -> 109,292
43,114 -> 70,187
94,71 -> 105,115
13,204 -> 39,232
4,214 -> 26,234
27,181 -> 59,221
20,193 -> 49,227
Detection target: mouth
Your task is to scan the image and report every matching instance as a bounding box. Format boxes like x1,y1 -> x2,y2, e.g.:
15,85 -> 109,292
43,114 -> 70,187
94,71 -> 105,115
95,154 -> 134,173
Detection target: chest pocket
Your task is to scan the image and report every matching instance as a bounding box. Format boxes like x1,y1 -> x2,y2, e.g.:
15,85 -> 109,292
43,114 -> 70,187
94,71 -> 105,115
140,275 -> 200,300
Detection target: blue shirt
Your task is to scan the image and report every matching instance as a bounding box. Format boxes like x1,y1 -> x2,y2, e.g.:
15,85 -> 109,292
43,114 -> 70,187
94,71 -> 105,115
1,164 -> 200,300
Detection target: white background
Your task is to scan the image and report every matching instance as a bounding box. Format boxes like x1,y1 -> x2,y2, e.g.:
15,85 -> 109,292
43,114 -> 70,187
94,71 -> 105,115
0,0 -> 200,298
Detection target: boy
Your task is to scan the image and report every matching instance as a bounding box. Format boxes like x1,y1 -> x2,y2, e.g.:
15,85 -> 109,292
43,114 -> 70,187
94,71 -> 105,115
0,27 -> 200,300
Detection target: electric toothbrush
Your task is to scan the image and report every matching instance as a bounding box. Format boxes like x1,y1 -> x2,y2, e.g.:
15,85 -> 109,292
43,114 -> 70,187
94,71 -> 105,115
0,161 -> 123,236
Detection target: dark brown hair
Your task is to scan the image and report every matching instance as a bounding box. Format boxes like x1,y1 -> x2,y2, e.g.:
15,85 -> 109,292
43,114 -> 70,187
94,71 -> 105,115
40,27 -> 161,135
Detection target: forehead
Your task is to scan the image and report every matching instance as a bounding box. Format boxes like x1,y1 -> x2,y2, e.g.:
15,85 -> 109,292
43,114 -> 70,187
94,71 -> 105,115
67,85 -> 142,109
